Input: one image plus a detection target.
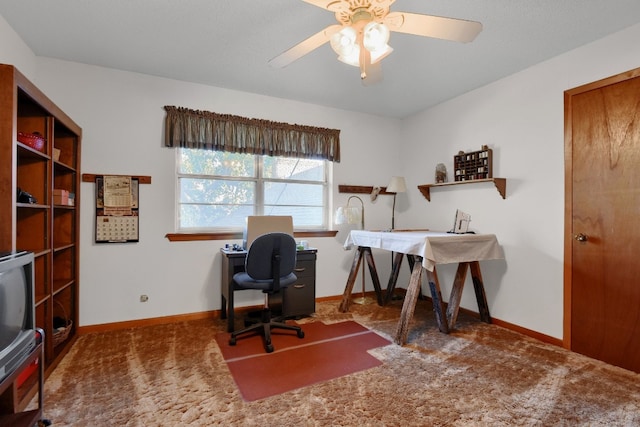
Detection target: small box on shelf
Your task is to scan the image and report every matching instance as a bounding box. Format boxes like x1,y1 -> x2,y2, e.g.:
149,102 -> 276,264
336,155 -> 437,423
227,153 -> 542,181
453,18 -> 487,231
53,189 -> 69,205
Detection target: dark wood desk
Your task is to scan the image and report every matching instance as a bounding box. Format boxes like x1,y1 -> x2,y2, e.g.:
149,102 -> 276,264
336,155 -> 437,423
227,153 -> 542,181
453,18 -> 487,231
220,248 -> 317,332
339,231 -> 503,345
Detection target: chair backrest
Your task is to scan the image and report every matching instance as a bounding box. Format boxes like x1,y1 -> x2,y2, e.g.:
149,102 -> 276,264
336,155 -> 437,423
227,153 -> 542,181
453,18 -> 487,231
243,215 -> 293,249
245,233 -> 297,285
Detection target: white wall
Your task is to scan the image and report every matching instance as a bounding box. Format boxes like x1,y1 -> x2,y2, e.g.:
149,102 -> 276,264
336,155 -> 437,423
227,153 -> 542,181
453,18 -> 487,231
0,13 -> 36,76
398,22 -> 640,338
3,13 -> 640,339
1,40 -> 402,327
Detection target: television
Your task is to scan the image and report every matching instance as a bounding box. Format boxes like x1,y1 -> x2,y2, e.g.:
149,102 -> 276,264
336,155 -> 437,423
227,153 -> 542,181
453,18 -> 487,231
0,250 -> 36,381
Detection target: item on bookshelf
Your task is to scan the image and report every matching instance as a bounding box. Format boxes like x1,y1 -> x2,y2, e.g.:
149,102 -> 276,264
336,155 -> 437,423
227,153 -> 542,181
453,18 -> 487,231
53,189 -> 69,205
453,145 -> 493,182
17,131 -> 46,152
17,188 -> 37,204
53,147 -> 61,161
52,301 -> 72,347
435,163 -> 447,183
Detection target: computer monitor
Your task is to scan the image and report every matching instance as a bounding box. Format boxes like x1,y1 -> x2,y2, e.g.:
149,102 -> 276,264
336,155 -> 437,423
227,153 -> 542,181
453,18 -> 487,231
242,216 -> 294,249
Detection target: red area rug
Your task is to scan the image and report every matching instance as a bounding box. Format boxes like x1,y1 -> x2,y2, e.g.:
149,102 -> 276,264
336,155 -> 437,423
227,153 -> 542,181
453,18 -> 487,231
215,320 -> 391,401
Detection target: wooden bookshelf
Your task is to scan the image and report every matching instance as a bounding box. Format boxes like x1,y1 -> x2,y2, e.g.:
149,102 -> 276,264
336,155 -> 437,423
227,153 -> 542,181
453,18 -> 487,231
0,64 -> 81,412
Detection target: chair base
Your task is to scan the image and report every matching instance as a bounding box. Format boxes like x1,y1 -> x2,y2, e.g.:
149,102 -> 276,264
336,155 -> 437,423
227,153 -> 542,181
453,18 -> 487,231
229,308 -> 304,353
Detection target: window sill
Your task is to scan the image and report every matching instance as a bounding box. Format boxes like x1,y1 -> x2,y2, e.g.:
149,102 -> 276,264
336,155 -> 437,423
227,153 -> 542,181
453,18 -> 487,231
165,230 -> 338,242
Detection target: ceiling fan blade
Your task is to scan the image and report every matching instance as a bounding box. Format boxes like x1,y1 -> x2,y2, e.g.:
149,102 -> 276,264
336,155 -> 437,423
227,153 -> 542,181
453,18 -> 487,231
301,0 -> 349,12
385,11 -> 482,43
269,25 -> 342,68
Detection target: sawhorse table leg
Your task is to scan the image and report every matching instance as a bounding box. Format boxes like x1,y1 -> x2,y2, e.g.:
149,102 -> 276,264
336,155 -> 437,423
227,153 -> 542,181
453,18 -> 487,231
470,261 -> 492,323
339,246 -> 383,312
395,261 -> 492,345
394,259 -> 424,345
394,258 -> 450,344
446,262 -> 469,331
384,254 -> 424,305
445,261 -> 492,329
384,252 -> 405,305
344,250 -> 493,345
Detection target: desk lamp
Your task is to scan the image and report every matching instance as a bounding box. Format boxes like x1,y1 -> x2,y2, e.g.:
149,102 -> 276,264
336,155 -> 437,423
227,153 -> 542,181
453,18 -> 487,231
335,196 -> 372,304
386,176 -> 407,229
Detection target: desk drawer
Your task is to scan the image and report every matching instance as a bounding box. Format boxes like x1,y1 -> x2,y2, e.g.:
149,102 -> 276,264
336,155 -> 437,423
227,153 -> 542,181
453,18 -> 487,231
293,260 -> 315,278
283,278 -> 315,317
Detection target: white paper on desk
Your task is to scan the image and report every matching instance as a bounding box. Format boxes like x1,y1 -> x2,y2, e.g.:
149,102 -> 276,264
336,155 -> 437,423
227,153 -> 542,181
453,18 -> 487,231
453,210 -> 471,233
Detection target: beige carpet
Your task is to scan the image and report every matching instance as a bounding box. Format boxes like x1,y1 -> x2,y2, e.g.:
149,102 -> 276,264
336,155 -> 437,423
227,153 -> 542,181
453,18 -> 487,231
41,299 -> 640,426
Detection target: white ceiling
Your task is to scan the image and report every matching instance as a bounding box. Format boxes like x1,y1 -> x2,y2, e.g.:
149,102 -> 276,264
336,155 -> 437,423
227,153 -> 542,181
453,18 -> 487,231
2,0 -> 640,118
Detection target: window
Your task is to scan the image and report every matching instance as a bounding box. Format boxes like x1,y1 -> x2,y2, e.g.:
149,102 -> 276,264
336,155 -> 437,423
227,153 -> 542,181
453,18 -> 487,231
177,148 -> 329,231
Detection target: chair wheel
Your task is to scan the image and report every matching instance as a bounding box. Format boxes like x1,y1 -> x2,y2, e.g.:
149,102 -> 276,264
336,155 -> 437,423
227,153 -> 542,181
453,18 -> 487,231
229,337 -> 236,346
266,344 -> 274,353
297,330 -> 305,339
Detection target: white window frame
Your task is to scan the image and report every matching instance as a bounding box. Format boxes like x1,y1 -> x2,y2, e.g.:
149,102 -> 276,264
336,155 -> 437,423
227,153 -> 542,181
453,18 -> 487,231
175,149 -> 331,232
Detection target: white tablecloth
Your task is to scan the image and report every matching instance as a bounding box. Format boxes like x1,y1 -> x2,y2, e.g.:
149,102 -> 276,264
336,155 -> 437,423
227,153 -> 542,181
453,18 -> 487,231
344,230 -> 504,271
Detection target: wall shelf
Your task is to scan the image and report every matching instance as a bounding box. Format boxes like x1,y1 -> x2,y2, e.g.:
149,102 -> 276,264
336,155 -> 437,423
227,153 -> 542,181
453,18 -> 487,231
82,173 -> 152,184
338,185 -> 395,195
417,178 -> 507,201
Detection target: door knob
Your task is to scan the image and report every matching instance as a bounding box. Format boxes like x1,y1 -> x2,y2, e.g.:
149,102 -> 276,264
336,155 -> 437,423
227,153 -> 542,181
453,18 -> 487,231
574,233 -> 588,242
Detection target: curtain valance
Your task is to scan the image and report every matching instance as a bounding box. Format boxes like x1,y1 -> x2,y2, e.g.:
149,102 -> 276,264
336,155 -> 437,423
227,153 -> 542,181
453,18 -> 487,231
164,106 -> 340,162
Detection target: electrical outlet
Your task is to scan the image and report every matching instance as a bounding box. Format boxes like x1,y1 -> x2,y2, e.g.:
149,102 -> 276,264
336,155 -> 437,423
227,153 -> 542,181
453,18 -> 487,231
140,294 -> 149,302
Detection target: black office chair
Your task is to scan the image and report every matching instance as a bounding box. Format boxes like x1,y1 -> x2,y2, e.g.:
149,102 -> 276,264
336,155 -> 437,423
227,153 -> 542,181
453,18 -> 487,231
228,232 -> 304,353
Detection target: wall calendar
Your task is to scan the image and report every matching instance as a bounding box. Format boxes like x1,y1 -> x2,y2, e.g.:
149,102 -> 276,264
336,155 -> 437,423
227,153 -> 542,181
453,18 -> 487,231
94,175 -> 139,243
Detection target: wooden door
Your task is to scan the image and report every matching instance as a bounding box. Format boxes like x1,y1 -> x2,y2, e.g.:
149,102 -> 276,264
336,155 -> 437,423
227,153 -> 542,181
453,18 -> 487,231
564,68 -> 640,373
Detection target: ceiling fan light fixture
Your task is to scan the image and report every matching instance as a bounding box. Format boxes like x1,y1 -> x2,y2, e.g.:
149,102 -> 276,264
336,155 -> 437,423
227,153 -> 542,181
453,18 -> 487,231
335,40 -> 391,67
330,26 -> 358,58
332,22 -> 392,67
363,21 -> 392,64
363,22 -> 390,51
338,51 -> 361,66
369,44 -> 393,64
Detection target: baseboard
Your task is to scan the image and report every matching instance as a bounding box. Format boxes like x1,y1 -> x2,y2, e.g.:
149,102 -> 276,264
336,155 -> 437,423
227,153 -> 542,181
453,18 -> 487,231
78,310 -> 221,335
315,294 -> 343,303
389,289 -> 564,347
489,316 -> 563,347
78,293 -> 562,348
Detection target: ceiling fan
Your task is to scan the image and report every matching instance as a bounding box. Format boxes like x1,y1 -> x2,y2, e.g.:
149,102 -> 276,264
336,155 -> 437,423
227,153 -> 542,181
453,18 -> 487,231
269,0 -> 483,85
